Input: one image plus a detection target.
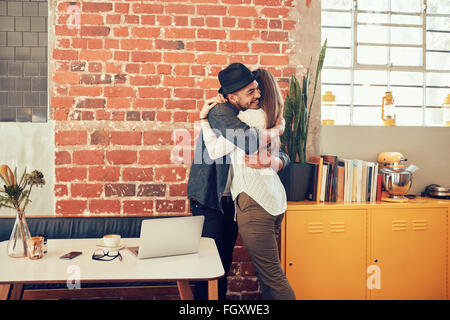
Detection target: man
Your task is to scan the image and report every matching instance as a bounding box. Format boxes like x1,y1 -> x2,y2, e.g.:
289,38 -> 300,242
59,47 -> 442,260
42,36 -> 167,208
187,63 -> 290,300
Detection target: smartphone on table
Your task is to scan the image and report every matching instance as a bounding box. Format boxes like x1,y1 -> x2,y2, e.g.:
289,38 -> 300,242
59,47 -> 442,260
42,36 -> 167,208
59,251 -> 82,260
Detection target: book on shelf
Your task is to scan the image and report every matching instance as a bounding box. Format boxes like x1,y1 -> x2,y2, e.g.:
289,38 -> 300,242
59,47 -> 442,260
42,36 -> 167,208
312,154 -> 382,203
376,173 -> 382,202
336,161 -> 345,202
321,155 -> 338,202
320,163 -> 328,202
296,154 -> 384,204
361,161 -> 368,202
352,160 -> 358,202
322,160 -> 329,201
368,162 -> 379,202
308,156 -> 324,203
356,159 -> 363,202
371,163 -> 379,202
367,163 -> 373,202
343,159 -> 352,202
306,162 -> 318,201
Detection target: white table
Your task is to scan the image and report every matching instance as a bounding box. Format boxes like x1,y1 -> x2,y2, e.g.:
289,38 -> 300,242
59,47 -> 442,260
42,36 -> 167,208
0,237 -> 224,300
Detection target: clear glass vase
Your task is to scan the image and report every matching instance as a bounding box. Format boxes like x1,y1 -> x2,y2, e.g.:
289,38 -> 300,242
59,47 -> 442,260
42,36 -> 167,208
7,210 -> 31,258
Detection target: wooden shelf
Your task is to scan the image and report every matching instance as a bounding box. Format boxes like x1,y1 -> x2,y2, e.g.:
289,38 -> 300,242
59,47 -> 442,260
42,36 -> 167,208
287,196 -> 450,211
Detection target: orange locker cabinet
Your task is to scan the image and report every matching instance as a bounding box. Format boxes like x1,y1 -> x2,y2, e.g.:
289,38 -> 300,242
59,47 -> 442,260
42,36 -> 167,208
368,207 -> 447,300
281,198 -> 449,300
284,209 -> 367,300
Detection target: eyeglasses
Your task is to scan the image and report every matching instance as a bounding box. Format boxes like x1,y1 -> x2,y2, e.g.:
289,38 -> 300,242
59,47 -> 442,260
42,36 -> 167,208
92,249 -> 122,262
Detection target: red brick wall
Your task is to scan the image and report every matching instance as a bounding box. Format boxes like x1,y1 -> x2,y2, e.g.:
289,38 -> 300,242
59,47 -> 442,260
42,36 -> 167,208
51,0 -> 297,299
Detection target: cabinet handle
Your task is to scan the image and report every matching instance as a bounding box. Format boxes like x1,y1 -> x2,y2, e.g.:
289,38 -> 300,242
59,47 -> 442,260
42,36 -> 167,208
289,262 -> 293,266
374,259 -> 378,263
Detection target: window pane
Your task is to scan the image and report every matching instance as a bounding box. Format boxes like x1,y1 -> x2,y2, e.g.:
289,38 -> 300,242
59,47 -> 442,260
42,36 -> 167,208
358,0 -> 389,11
391,14 -> 422,26
321,0 -> 450,127
353,107 -> 383,125
391,0 -> 423,13
336,106 -> 350,125
426,72 -> 448,86
427,31 -> 450,51
391,71 -> 423,86
322,69 -> 351,84
322,27 -> 352,47
357,46 -> 388,65
357,13 -> 388,24
425,107 -> 445,126
396,107 -> 423,126
324,48 -> 352,67
354,70 -> 387,85
322,11 -> 352,27
426,88 -> 448,106
427,17 -> 450,32
427,0 -> 450,14
391,87 -> 423,106
322,84 -> 351,104
354,85 -> 387,106
391,47 -> 422,66
322,0 -> 353,10
427,52 -> 450,70
357,25 -> 388,44
391,27 -> 422,45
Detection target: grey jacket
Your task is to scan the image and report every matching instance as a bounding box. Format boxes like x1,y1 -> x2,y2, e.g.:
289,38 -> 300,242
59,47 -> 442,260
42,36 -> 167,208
187,102 -> 290,213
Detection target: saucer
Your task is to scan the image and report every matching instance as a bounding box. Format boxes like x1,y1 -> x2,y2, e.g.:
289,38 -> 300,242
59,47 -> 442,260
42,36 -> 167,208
96,242 -> 126,250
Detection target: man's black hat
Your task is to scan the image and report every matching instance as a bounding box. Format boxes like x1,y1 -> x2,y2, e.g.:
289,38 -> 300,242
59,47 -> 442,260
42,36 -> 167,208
218,63 -> 259,95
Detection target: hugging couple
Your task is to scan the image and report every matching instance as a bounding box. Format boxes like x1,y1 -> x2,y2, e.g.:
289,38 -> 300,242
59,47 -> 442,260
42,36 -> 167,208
187,63 -> 295,300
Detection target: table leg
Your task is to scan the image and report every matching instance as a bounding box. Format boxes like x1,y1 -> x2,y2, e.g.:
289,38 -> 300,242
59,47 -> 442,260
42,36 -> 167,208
208,280 -> 218,300
9,283 -> 23,300
0,284 -> 11,300
177,280 -> 194,300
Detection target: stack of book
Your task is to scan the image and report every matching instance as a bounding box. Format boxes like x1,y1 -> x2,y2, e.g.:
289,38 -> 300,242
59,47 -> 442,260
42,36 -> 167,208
306,155 -> 382,203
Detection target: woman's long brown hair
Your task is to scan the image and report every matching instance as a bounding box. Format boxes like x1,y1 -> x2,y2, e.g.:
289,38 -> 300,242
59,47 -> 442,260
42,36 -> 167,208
255,69 -> 283,129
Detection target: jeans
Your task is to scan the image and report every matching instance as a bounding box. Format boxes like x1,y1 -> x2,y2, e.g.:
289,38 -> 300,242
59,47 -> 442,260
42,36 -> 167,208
190,197 -> 238,300
235,192 -> 296,300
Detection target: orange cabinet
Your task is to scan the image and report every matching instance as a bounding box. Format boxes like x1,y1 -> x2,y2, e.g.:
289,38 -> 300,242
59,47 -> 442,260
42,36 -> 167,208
285,209 -> 367,299
282,198 -> 450,300
368,208 -> 447,300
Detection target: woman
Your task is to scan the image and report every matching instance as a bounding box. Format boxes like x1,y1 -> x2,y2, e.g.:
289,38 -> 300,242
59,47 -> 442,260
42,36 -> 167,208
199,69 -> 296,300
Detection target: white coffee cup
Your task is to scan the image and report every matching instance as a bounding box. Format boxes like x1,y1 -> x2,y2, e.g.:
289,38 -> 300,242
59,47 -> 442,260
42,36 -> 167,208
103,234 -> 121,247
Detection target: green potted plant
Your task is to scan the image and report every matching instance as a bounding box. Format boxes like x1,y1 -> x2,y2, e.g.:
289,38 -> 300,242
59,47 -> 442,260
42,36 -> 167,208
279,39 -> 327,201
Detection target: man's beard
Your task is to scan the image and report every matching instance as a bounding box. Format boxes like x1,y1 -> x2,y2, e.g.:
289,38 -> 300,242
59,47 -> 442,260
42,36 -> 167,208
239,98 -> 260,110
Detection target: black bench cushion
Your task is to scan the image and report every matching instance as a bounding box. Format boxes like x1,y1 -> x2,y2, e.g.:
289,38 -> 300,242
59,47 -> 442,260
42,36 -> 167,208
0,216 -> 163,241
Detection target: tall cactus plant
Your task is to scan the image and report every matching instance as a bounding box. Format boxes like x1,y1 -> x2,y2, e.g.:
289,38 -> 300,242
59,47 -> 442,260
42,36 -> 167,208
281,39 -> 327,163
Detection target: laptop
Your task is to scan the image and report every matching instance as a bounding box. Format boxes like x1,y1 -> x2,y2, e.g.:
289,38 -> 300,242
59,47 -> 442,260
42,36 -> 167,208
127,216 -> 204,259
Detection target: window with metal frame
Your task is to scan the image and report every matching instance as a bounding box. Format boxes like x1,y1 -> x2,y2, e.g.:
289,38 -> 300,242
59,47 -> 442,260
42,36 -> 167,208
321,0 -> 449,126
